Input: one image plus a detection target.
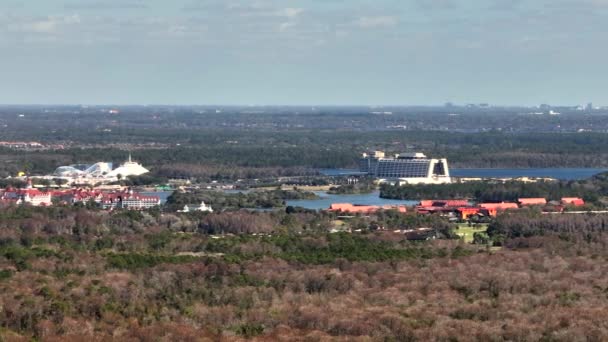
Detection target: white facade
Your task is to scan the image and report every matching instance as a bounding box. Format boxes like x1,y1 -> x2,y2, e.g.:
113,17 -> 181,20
49,155 -> 149,185
106,155 -> 149,178
22,191 -> 52,206
1,188 -> 52,207
360,151 -> 452,185
121,196 -> 161,209
84,162 -> 113,177
387,158 -> 452,185
101,193 -> 161,210
179,202 -> 213,213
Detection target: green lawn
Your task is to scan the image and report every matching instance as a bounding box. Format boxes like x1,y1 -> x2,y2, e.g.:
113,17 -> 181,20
456,223 -> 489,243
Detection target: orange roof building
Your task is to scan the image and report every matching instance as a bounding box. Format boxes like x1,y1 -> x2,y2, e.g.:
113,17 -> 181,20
328,203 -> 407,214
457,207 -> 484,219
479,202 -> 519,210
518,198 -> 547,206
479,202 -> 519,217
419,200 -> 469,207
561,197 -> 585,207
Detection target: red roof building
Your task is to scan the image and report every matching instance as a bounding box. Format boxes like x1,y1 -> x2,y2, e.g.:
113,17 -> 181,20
518,198 -> 547,206
419,200 -> 469,207
479,202 -> 519,217
2,185 -> 161,210
1,181 -> 52,206
328,203 -> 407,214
561,197 -> 585,207
101,191 -> 161,210
479,202 -> 519,210
457,207 -> 484,219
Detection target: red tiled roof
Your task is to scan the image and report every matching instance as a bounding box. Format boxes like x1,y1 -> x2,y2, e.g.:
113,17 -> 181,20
518,198 -> 547,205
479,202 -> 519,210
419,200 -> 469,207
329,203 -> 406,213
561,197 -> 585,206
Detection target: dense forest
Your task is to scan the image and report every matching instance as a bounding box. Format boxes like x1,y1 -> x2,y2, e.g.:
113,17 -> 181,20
1,205 -> 608,340
165,189 -> 319,212
487,210 -> 608,241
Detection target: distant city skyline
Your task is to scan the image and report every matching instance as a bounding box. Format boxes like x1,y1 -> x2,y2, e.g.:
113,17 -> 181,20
1,0 -> 606,106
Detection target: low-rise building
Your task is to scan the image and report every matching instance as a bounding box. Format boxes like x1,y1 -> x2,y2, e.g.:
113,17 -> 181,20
479,202 -> 519,217
419,200 -> 469,207
0,181 -> 52,206
518,198 -> 547,206
101,191 -> 161,210
328,203 -> 407,214
561,197 -> 585,207
179,202 -> 213,213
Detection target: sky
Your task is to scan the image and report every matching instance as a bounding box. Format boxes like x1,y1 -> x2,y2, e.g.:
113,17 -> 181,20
0,0 -> 607,106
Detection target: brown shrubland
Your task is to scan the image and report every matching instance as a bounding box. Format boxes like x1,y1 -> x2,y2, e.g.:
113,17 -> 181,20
2,207 -> 608,340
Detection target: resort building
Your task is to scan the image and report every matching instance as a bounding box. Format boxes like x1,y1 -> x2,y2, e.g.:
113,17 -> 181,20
419,200 -> 470,207
360,151 -> 451,185
561,197 -> 585,207
0,180 -> 52,206
518,198 -> 548,206
479,202 -> 519,217
101,191 -> 161,210
328,203 -> 407,214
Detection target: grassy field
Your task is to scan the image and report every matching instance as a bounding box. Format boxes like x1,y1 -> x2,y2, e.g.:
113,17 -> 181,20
456,223 -> 489,243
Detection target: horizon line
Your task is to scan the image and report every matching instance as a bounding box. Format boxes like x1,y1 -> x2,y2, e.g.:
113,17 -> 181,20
0,103 -> 604,108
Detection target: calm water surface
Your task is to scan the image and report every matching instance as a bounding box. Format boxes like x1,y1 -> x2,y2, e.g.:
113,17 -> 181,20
321,168 -> 607,180
286,191 -> 418,210
147,168 -> 608,210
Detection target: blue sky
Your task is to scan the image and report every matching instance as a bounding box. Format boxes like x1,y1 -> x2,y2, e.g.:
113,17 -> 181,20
0,0 -> 606,106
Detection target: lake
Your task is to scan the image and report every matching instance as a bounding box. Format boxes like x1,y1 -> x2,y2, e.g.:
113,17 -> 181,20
321,168 -> 607,180
286,191 -> 418,210
149,167 -> 608,210
299,168 -> 608,211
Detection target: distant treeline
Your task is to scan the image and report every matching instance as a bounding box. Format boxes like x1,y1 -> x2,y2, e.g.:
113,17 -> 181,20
6,128 -> 608,179
166,189 -> 320,211
3,107 -> 608,142
379,174 -> 608,204
327,178 -> 376,195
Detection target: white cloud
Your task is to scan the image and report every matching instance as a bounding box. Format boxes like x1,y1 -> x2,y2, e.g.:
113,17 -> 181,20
6,15 -> 81,34
356,16 -> 398,29
278,21 -> 295,32
64,1 -> 148,10
168,24 -> 188,35
587,0 -> 608,7
277,8 -> 303,19
273,8 -> 304,33
25,20 -> 58,33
